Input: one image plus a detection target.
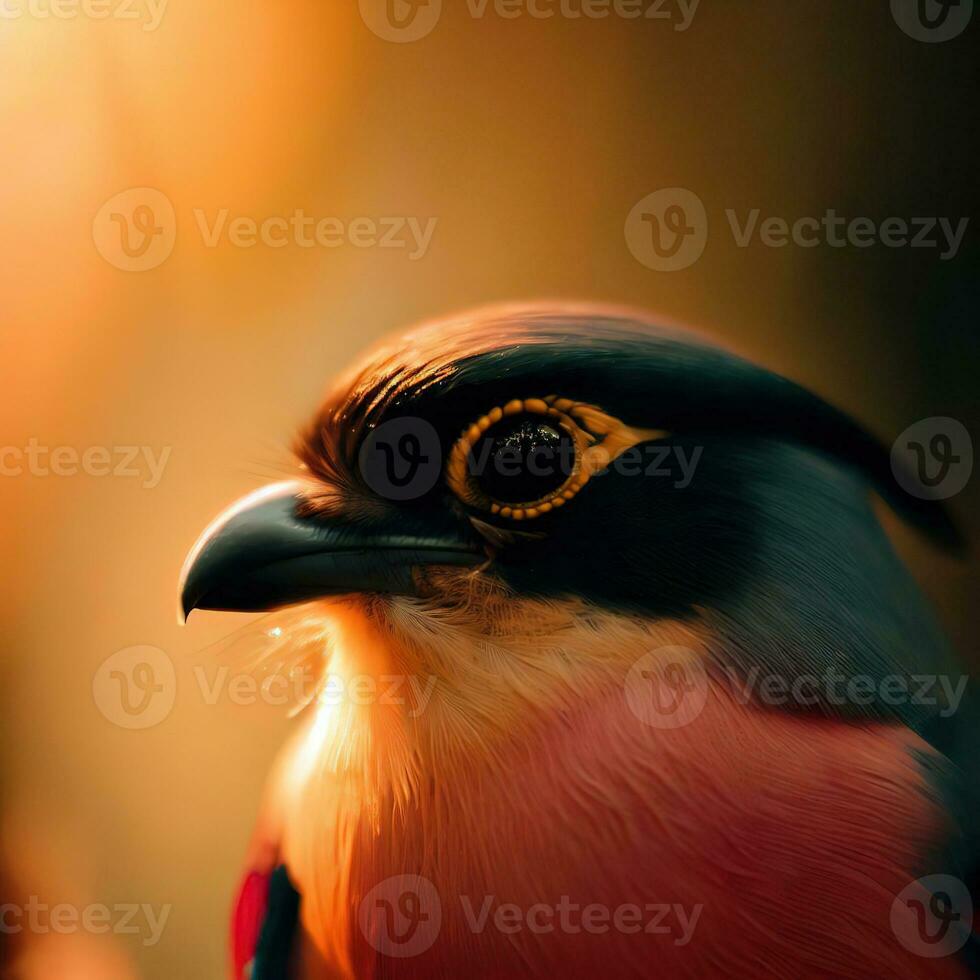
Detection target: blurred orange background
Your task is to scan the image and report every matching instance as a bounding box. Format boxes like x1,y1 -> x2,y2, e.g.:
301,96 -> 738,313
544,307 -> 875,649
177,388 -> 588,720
1,2 -> 976,976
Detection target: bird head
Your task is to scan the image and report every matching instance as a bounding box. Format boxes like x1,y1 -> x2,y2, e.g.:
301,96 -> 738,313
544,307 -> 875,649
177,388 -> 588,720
179,304 -> 963,733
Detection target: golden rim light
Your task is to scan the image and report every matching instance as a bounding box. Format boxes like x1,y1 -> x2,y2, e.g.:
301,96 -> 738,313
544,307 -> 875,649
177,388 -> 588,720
447,396 -> 667,521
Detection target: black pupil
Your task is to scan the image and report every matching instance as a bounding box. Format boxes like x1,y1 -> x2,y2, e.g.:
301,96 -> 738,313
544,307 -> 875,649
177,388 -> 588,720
471,416 -> 575,504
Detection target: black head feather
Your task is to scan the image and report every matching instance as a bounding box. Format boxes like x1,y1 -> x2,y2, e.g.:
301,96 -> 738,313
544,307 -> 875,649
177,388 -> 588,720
303,304 -> 962,551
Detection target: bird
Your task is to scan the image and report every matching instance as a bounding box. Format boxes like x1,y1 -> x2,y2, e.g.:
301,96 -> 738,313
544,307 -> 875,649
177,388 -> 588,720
179,304 -> 977,979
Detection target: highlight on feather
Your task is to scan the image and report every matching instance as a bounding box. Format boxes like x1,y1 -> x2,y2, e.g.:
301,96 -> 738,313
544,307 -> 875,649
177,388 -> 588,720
197,605 -> 338,718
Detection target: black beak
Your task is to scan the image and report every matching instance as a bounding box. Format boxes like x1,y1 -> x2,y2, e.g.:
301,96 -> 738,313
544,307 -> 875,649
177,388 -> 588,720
179,482 -> 483,619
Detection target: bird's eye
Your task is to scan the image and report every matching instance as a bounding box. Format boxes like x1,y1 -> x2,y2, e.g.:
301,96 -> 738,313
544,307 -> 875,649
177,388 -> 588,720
474,416 -> 575,505
447,396 -> 669,521
446,397 -> 593,520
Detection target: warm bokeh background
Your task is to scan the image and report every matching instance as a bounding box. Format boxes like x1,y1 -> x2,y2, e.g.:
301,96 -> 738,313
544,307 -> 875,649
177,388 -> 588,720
1,2 -> 976,976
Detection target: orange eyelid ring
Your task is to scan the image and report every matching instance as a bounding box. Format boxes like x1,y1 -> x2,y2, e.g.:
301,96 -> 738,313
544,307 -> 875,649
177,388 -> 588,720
446,396 -> 668,520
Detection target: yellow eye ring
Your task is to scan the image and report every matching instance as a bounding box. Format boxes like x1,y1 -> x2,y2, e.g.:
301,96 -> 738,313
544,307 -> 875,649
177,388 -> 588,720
447,396 -> 667,521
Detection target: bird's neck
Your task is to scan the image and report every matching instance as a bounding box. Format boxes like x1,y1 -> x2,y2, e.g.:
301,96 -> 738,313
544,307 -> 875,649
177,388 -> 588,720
285,588 -> 711,800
